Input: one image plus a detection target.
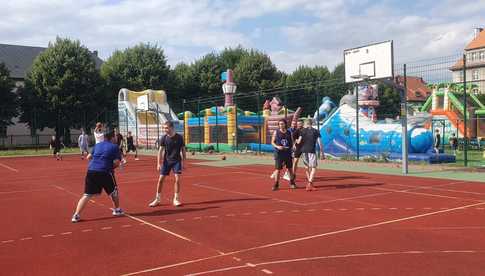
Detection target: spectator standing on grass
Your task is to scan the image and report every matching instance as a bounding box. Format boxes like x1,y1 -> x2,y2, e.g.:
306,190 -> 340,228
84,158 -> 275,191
78,129 -> 89,160
49,135 -> 65,161
126,131 -> 139,160
434,129 -> 441,155
71,131 -> 124,223
449,133 -> 458,155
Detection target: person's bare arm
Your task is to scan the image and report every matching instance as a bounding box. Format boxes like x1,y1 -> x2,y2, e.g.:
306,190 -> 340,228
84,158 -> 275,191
87,154 -> 92,160
113,159 -> 121,169
157,145 -> 165,171
318,137 -> 325,159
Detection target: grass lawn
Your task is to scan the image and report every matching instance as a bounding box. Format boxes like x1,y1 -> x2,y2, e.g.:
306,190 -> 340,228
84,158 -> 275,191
0,147 -> 80,157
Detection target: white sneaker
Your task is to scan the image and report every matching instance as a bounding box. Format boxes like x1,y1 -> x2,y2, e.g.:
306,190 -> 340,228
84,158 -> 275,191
135,158 -> 140,161
173,197 -> 182,207
270,171 -> 276,179
283,171 -> 291,181
71,214 -> 80,223
112,208 -> 124,216
149,198 -> 161,207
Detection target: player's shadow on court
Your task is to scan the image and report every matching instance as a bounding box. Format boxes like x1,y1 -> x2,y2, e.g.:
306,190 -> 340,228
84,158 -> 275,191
129,206 -> 220,217
315,182 -> 384,189
312,176 -> 369,182
183,198 -> 268,206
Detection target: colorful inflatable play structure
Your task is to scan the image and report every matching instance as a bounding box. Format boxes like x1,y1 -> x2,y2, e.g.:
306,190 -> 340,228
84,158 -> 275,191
118,88 -> 181,147
317,84 -> 453,163
421,84 -> 485,142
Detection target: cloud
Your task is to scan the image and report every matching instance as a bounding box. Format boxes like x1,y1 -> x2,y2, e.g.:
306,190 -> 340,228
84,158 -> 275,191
0,0 -> 484,74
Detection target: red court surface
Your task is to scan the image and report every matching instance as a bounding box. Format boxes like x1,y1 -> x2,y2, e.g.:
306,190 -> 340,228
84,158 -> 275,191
1,155 -> 485,275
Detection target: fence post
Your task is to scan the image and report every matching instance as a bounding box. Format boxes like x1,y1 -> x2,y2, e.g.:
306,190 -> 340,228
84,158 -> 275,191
355,85 -> 360,160
135,109 -> 138,148
182,99 -> 186,144
145,110 -> 149,150
257,91 -> 262,154
402,64 -> 409,174
316,89 -> 321,158
156,104 -> 160,149
197,98 -> 201,152
215,101 -> 219,152
463,54 -> 468,167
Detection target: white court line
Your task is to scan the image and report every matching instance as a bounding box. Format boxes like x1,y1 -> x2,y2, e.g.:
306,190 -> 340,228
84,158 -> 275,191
121,201 -> 485,276
372,187 -> 484,202
261,269 -> 273,274
0,189 -> 52,195
185,250 -> 484,276
0,162 -> 19,172
123,213 -> 193,242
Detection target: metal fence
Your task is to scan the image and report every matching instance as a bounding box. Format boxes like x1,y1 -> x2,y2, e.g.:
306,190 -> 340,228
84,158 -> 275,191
178,53 -> 485,168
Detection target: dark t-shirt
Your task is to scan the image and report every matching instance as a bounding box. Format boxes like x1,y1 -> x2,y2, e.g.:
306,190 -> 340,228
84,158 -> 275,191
274,129 -> 293,159
435,134 -> 441,147
127,136 -> 134,146
50,139 -> 61,150
160,133 -> 185,163
300,127 -> 321,153
291,128 -> 303,150
450,137 -> 458,147
116,133 -> 123,147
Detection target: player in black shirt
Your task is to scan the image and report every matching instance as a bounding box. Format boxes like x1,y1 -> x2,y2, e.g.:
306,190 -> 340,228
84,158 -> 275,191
126,131 -> 138,160
149,121 -> 186,207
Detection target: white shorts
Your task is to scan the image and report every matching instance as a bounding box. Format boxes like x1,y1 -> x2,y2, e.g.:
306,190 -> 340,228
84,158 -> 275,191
302,153 -> 318,168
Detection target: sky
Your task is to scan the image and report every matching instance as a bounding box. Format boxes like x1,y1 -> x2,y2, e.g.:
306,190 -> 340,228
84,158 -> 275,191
1,0 -> 485,73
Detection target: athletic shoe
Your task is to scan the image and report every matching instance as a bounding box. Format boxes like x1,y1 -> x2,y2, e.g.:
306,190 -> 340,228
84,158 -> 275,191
306,184 -> 312,191
173,198 -> 182,207
272,183 -> 279,191
283,171 -> 291,181
112,208 -> 124,216
270,171 -> 276,179
149,198 -> 161,207
71,214 -> 80,223
290,184 -> 297,189
135,158 -> 140,161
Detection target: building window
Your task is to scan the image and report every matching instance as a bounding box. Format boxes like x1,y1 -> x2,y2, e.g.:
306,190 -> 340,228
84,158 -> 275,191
481,51 -> 485,61
459,71 -> 464,82
415,91 -> 422,98
472,70 -> 480,81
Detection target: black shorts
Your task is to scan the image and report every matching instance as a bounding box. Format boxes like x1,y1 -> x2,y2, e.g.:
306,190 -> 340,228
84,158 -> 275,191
275,156 -> 293,170
293,149 -> 302,158
84,171 -> 117,196
53,148 -> 61,154
127,144 -> 136,152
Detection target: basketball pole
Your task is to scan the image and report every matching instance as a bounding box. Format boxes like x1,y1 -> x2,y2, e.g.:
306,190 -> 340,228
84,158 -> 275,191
402,65 -> 409,175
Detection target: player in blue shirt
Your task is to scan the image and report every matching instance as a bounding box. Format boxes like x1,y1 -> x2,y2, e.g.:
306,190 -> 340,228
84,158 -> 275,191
71,131 -> 124,223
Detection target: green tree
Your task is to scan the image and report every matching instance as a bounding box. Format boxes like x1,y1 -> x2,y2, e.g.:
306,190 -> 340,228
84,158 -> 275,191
0,62 -> 17,132
19,37 -> 101,142
284,65 -> 331,116
376,84 -> 401,119
219,46 -> 248,70
101,43 -> 170,107
191,53 -> 224,98
169,63 -> 199,111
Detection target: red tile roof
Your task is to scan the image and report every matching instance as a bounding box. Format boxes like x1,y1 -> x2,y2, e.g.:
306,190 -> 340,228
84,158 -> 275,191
466,29 -> 485,50
396,76 -> 431,102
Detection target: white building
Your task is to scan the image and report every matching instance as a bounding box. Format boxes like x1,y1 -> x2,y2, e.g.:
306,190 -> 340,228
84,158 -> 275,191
451,28 -> 485,94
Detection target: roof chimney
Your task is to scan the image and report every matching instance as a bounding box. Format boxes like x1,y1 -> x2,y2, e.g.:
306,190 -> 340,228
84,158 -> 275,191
474,28 -> 483,39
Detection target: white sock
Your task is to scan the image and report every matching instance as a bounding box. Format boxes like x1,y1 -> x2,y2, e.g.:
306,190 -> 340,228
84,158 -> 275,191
155,193 -> 161,200
174,193 -> 179,200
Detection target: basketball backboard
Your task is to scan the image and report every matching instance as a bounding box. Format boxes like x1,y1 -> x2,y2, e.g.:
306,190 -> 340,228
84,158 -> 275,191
137,94 -> 149,111
344,41 -> 393,83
